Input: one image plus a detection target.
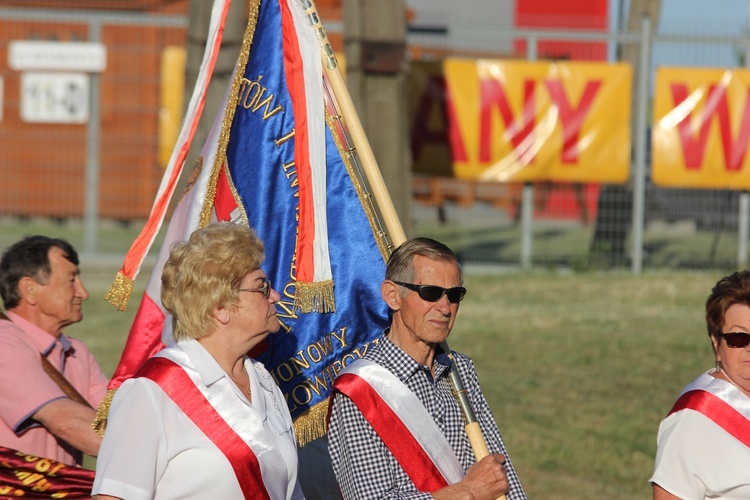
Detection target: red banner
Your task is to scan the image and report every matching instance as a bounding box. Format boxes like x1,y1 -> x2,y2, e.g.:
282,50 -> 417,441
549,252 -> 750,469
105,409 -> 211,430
0,447 -> 94,499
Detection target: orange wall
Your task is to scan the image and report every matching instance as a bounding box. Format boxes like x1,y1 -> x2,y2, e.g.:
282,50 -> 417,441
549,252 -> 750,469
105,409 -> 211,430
0,13 -> 186,219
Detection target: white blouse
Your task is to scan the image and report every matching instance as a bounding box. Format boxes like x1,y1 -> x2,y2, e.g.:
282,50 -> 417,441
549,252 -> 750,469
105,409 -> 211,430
93,340 -> 303,500
651,371 -> 750,499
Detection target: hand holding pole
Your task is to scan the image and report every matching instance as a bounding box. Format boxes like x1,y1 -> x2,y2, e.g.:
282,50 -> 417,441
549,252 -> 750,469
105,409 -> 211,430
440,340 -> 507,500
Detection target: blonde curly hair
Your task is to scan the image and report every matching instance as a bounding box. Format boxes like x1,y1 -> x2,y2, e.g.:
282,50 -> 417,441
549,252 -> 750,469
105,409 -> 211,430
161,222 -> 265,341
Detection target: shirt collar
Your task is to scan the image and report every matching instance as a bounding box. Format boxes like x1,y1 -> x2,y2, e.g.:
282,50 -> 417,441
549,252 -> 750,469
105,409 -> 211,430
373,331 -> 453,382
178,338 -> 227,387
5,311 -> 70,355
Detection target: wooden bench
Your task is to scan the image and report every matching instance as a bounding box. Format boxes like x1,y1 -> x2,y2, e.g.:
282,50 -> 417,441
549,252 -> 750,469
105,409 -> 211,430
413,175 -> 515,210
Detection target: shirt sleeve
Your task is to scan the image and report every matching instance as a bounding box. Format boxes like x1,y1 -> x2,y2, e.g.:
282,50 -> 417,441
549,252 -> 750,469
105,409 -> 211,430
0,329 -> 65,432
457,354 -> 527,500
650,410 -> 727,499
92,379 -> 168,500
327,390 -> 432,500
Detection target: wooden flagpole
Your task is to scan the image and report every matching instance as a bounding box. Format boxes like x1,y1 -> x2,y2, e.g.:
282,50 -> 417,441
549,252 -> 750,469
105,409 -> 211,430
298,0 -> 406,247
442,341 -> 507,500
299,2 -> 506,497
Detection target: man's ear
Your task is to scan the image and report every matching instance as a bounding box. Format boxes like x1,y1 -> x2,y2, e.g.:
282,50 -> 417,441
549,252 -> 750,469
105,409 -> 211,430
381,280 -> 401,311
18,277 -> 39,305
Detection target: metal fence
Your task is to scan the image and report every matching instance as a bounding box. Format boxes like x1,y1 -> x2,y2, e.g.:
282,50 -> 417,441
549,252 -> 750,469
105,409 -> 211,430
0,5 -> 187,260
409,19 -> 750,274
0,5 -> 748,274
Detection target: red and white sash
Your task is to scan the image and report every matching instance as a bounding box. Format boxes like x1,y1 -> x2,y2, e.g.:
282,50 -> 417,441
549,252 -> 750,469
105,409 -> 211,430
331,359 -> 464,492
137,349 -> 284,499
668,372 -> 750,448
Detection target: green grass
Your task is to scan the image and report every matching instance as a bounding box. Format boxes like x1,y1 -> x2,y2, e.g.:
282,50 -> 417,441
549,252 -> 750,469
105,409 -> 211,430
68,267 -> 715,498
448,271 -> 711,499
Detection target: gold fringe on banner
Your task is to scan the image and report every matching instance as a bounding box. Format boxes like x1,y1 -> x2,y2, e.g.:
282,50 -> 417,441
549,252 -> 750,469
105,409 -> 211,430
293,400 -> 329,447
92,388 -> 117,437
104,272 -> 134,312
293,280 -> 335,313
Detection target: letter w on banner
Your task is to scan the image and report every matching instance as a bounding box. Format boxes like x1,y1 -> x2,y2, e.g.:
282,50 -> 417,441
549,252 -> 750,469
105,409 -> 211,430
101,0 -> 391,448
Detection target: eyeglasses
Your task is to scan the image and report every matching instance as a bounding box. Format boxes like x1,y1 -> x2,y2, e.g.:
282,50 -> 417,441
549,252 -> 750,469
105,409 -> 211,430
237,278 -> 271,299
392,281 -> 466,303
718,332 -> 750,349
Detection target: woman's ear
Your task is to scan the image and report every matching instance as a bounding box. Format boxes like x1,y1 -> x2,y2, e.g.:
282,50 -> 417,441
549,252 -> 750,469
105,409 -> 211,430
381,280 -> 401,311
710,334 -> 723,367
214,305 -> 230,325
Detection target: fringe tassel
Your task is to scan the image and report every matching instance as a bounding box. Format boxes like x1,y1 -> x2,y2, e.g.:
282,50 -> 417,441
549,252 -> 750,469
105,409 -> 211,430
293,400 -> 329,447
104,271 -> 134,312
92,388 -> 117,437
293,280 -> 335,314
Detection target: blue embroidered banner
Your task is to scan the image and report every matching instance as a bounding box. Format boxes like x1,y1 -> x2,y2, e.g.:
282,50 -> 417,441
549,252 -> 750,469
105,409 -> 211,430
219,0 -> 390,440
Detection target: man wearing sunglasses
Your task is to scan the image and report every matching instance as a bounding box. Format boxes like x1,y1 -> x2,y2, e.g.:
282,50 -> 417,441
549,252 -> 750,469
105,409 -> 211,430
328,238 -> 526,499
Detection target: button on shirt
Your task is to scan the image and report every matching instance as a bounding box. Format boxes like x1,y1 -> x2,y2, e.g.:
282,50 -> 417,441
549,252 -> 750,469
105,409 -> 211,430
328,333 -> 527,499
0,311 -> 109,465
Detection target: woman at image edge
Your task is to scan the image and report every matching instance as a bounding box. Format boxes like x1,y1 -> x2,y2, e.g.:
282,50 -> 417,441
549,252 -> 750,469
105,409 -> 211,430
92,223 -> 304,499
651,270 -> 750,499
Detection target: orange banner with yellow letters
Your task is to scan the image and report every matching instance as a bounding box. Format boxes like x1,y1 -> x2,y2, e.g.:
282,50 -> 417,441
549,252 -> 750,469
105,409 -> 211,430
436,59 -> 631,183
653,67 -> 750,189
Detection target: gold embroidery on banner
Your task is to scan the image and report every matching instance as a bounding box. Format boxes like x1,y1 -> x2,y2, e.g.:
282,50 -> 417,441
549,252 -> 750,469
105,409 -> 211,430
103,271 -> 134,312
293,400 -> 329,446
294,279 -> 335,313
238,75 -> 284,119
274,128 -> 296,148
93,388 -> 117,437
199,160 -> 220,228
325,111 -> 390,260
201,0 -> 262,228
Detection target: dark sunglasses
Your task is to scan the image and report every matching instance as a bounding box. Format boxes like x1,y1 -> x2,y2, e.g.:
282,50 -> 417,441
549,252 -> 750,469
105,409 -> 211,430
392,281 -> 466,303
718,332 -> 750,349
237,278 -> 271,299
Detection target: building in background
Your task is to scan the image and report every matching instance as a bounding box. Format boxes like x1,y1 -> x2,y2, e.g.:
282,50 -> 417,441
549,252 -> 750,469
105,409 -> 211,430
0,0 -> 188,220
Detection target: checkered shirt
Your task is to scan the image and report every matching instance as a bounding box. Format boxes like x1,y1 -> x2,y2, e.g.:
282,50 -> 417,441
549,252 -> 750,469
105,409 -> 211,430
328,332 -> 526,499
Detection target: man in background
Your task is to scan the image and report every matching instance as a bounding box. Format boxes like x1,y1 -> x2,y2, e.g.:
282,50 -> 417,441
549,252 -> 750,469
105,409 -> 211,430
0,235 -> 108,466
328,237 -> 526,499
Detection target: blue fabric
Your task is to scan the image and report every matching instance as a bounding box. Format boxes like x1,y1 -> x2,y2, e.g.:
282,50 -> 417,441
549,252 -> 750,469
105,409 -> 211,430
224,0 -> 389,420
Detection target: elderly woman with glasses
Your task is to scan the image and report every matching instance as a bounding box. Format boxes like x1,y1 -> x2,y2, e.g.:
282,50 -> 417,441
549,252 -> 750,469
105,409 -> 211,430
651,270 -> 750,499
93,223 -> 303,500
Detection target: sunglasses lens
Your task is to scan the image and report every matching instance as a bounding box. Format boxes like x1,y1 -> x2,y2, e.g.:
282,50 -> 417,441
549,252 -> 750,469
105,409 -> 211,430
417,286 -> 445,302
724,333 -> 750,348
446,287 -> 466,303
416,286 -> 466,303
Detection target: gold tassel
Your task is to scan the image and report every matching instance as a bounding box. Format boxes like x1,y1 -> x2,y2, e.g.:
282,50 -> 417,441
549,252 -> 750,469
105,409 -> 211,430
293,280 -> 335,314
92,388 -> 117,437
293,400 -> 329,447
104,271 -> 134,312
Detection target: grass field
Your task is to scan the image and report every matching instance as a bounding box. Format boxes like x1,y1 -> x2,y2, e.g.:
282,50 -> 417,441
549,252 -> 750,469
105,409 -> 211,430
68,266 -> 717,499
448,271 -> 715,498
